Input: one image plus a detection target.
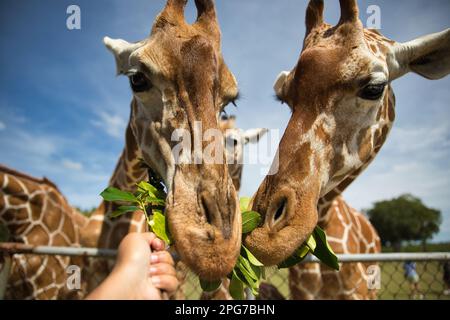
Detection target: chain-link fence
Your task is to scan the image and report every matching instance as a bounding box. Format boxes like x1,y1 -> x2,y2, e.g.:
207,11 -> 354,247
1,243 -> 449,300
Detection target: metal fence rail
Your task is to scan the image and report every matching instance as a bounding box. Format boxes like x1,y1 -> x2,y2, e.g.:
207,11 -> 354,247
2,243 -> 448,261
0,243 -> 117,258
305,252 -> 450,262
1,242 -> 449,300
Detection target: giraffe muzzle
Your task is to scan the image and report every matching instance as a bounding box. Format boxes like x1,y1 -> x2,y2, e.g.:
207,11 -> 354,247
244,183 -> 319,266
165,169 -> 241,280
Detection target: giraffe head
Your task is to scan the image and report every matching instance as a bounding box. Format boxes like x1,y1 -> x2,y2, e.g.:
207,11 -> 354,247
245,0 -> 450,266
219,115 -> 268,192
103,0 -> 241,280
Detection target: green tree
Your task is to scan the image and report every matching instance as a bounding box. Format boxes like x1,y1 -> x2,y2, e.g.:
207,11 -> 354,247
367,194 -> 441,251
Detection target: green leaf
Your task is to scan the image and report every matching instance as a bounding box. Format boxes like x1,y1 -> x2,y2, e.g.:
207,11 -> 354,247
199,279 -> 222,292
312,226 -> 340,271
234,265 -> 256,292
229,271 -> 244,300
145,196 -> 165,206
298,244 -> 310,258
277,245 -> 310,269
110,205 -> 140,218
149,209 -> 172,244
239,197 -> 251,212
306,234 -> 317,252
237,256 -> 259,285
241,246 -> 263,266
137,181 -> 166,200
241,211 -> 262,233
100,187 -> 137,203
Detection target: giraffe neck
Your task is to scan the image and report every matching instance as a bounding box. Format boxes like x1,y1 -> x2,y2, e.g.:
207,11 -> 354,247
108,122 -> 147,191
81,121 -> 149,249
318,85 -> 395,227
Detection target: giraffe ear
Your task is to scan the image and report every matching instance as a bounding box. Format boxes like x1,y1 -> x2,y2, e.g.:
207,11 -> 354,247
244,128 -> 269,145
388,28 -> 450,81
103,37 -> 144,75
274,71 -> 290,102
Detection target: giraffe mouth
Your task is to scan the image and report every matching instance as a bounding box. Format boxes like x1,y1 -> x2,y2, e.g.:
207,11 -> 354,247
244,183 -> 319,266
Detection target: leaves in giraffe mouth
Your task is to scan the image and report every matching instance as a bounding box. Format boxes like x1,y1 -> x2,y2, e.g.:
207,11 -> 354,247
100,182 -> 338,299
277,226 -> 339,271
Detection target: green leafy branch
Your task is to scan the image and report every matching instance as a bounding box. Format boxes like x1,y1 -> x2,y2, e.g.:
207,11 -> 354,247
221,197 -> 339,299
100,185 -> 339,300
100,181 -> 170,244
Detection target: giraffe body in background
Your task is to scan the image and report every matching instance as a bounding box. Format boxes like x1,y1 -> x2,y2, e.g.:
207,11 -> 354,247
289,196 -> 380,300
0,166 -> 88,299
219,115 -> 268,193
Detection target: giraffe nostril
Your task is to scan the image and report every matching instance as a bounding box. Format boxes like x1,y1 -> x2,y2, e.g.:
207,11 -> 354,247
200,192 -> 222,230
274,200 -> 287,223
200,195 -> 213,226
266,198 -> 288,230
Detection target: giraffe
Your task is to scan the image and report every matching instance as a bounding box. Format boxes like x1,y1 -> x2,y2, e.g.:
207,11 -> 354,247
0,165 -> 89,299
1,0 -> 242,298
219,115 -> 268,192
92,0 -> 242,282
245,0 -> 449,296
200,115 -> 267,300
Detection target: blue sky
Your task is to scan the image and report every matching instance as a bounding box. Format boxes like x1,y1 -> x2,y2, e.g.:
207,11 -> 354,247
0,0 -> 449,242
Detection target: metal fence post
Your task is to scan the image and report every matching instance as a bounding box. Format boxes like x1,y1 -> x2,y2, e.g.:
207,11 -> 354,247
0,254 -> 12,300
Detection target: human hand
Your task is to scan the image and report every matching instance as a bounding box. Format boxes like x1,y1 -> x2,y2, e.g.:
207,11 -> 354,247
86,232 -> 178,300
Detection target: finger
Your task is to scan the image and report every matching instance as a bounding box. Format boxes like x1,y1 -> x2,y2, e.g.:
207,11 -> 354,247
149,262 -> 177,277
139,232 -> 157,245
150,238 -> 165,252
150,251 -> 174,266
151,275 -> 179,294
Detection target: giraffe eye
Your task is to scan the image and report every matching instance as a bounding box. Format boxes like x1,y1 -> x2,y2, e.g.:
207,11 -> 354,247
129,72 -> 152,92
359,83 -> 386,100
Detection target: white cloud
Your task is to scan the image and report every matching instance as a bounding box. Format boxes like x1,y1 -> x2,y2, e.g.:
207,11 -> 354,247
0,130 -> 59,158
92,111 -> 126,139
385,124 -> 450,156
62,159 -> 83,171
0,121 -> 5,130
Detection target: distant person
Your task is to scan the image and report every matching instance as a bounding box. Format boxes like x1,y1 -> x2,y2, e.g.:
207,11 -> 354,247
403,261 -> 423,299
443,261 -> 450,296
